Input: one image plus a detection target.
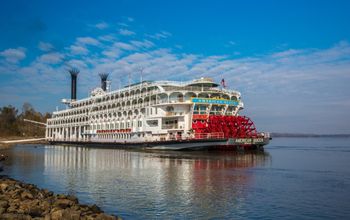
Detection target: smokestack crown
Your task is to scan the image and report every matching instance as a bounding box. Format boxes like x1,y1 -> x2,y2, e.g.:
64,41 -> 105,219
69,68 -> 79,77
99,73 -> 109,91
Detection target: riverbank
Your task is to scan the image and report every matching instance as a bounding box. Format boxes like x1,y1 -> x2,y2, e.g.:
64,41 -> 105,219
0,137 -> 48,149
0,176 -> 121,219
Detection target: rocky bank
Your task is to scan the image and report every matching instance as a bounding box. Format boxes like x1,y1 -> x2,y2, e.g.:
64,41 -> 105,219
0,176 -> 121,220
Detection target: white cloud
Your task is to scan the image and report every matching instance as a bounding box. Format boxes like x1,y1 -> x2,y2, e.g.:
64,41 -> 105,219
1,23 -> 350,133
130,40 -> 154,49
38,41 -> 54,52
94,22 -> 109,30
175,44 -> 183,49
38,52 -> 64,64
271,49 -> 303,58
76,37 -> 100,46
99,34 -> 116,42
119,29 -> 135,36
66,59 -> 88,69
127,17 -> 134,22
147,31 -> 172,40
0,47 -> 26,63
122,53 -> 152,63
70,45 -> 89,55
84,40 -> 349,99
102,49 -> 122,58
118,22 -> 128,27
228,41 -> 236,46
113,42 -> 136,51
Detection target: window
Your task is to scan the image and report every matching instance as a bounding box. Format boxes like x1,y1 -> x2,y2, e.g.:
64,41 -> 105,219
146,120 -> 158,127
166,106 -> 174,112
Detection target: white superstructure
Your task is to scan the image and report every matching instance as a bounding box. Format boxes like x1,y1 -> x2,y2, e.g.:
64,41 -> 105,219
46,77 -> 243,145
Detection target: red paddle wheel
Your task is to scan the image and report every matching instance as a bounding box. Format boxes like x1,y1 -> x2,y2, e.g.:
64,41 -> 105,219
192,115 -> 258,138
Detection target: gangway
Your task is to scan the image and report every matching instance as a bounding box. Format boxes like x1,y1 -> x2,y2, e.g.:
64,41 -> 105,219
23,119 -> 47,127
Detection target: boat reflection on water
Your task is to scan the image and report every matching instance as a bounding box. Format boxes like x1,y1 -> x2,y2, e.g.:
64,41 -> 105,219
41,145 -> 269,218
43,146 -> 269,170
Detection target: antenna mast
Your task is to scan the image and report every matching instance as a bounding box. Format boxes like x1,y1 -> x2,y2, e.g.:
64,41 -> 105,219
128,72 -> 131,92
138,66 -> 144,89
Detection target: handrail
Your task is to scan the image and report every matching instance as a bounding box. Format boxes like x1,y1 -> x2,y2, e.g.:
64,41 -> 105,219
193,132 -> 225,139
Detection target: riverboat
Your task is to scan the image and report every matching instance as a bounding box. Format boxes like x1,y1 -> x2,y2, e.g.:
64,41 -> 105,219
45,69 -> 269,150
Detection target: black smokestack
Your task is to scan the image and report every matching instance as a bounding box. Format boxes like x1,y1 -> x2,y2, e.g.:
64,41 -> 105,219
69,68 -> 79,101
99,73 -> 109,91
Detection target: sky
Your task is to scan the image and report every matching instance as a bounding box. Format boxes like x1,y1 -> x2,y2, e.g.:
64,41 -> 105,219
0,0 -> 349,134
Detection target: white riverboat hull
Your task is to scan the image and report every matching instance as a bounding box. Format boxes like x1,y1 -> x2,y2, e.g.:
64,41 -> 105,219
48,137 -> 269,151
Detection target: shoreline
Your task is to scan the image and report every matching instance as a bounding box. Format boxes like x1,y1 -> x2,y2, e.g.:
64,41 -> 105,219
0,144 -> 122,219
0,137 -> 48,149
0,175 -> 121,220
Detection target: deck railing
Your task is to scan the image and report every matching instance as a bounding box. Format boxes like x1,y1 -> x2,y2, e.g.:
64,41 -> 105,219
193,132 -> 225,140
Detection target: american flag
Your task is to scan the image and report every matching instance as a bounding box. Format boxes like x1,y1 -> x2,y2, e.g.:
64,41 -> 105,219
221,78 -> 226,88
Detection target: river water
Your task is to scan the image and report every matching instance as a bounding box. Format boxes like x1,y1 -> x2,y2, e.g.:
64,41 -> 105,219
1,137 -> 350,219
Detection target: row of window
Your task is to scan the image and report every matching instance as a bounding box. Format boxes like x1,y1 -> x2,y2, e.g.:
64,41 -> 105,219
53,100 -> 136,118
70,87 -> 159,108
96,133 -> 133,139
56,91 -> 238,118
92,121 -> 143,130
49,106 -> 180,127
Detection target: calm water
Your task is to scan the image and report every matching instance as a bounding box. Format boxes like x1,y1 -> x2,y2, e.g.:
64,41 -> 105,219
1,137 -> 350,219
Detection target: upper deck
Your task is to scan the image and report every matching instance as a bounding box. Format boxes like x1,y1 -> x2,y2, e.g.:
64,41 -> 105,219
50,77 -> 242,119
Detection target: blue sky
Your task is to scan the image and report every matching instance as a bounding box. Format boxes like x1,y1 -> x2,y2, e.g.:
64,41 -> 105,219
1,0 -> 350,134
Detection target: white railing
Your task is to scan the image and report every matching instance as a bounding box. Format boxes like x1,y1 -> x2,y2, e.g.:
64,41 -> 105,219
162,125 -> 178,129
193,132 -> 225,140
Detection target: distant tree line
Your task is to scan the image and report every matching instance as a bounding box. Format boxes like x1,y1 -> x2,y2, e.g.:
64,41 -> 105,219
0,103 -> 51,138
